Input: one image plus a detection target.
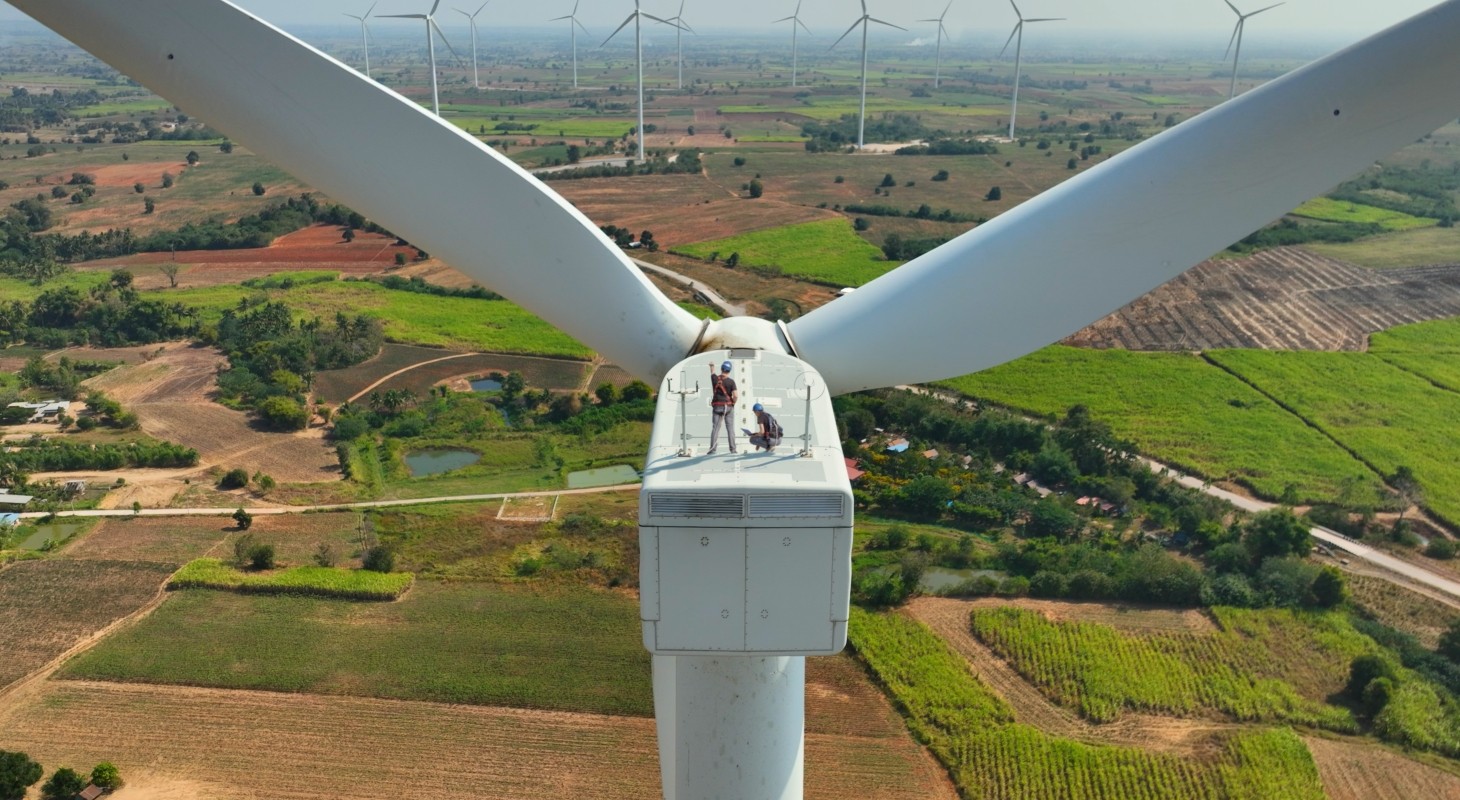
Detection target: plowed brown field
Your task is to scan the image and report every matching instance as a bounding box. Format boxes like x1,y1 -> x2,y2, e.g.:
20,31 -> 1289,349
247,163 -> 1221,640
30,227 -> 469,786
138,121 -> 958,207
0,680 -> 954,800
1305,735 -> 1460,800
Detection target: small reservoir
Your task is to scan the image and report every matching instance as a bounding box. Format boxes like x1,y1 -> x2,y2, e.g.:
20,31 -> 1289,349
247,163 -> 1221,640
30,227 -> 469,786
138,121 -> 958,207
404,448 -> 480,477
470,377 -> 502,392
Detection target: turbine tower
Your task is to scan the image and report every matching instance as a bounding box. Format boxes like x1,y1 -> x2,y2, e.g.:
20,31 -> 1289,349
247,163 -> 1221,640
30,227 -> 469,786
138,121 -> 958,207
1000,0 -> 1063,140
343,2 -> 376,79
920,1 -> 952,89
382,0 -> 462,115
830,0 -> 907,150
773,0 -> 812,88
550,0 -> 588,89
22,2 -> 1460,799
666,0 -> 695,90
1224,0 -> 1284,99
603,0 -> 680,163
456,1 -> 489,90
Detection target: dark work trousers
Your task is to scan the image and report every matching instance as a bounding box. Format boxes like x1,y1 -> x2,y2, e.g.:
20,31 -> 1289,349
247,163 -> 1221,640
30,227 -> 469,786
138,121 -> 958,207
709,405 -> 736,452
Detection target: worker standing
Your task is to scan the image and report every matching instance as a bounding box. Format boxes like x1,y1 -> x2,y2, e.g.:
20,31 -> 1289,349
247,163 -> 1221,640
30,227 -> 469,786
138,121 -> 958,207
707,360 -> 737,454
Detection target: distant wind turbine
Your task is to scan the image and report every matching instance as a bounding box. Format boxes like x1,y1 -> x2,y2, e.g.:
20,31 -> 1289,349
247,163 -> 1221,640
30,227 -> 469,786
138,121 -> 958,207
382,0 -> 463,116
603,0 -> 681,163
773,0 -> 812,88
550,0 -> 589,89
343,3 -> 376,79
830,0 -> 907,150
455,2 -> 489,90
1000,0 -> 1063,140
666,0 -> 695,90
1223,0 -> 1283,99
919,1 -> 952,89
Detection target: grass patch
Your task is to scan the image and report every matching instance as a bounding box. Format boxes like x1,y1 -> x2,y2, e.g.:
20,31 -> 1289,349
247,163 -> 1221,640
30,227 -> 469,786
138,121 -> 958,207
62,580 -> 652,715
169,558 -> 413,601
673,218 -> 893,287
938,345 -> 1378,503
1306,226 -> 1460,269
1291,197 -> 1434,231
849,608 -> 1326,800
1207,349 -> 1460,526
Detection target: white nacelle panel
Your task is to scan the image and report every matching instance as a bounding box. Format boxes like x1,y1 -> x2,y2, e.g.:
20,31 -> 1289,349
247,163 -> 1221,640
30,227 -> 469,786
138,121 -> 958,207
641,525 -> 851,656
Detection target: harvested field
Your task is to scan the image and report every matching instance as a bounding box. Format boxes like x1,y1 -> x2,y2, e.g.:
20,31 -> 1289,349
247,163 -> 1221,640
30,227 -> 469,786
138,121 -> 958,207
43,343 -> 168,365
0,559 -> 174,693
1068,248 -> 1460,351
65,517 -> 231,564
85,225 -> 414,290
551,173 -> 833,246
905,597 -> 1241,756
1346,572 -> 1460,649
1304,735 -> 1460,800
313,343 -> 591,403
81,345 -> 339,485
0,680 -> 953,800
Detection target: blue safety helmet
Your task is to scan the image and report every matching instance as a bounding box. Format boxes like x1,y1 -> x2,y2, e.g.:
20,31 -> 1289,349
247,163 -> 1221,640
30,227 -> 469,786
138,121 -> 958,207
753,403 -> 763,412
720,360 -> 732,372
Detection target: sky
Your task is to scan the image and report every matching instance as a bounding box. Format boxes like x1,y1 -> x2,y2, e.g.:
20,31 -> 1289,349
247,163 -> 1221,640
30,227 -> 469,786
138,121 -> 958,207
0,0 -> 1448,46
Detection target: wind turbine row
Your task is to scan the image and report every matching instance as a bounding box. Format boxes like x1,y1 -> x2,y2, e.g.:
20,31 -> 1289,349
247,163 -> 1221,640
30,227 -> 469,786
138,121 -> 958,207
550,0 -> 588,89
829,0 -> 906,149
602,0 -> 684,163
1224,0 -> 1284,98
380,0 -> 462,115
457,1 -> 490,90
343,3 -> 376,80
773,0 -> 813,88
1000,0 -> 1063,140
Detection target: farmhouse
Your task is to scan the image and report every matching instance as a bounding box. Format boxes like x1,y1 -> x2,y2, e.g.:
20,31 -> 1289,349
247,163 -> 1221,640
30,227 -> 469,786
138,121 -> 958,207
0,492 -> 33,511
76,785 -> 105,800
6,400 -> 68,422
0,512 -> 18,528
844,457 -> 865,482
885,438 -> 910,453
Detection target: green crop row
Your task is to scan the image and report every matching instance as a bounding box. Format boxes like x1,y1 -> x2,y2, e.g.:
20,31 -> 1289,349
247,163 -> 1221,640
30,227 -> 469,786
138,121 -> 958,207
169,558 -> 413,600
673,218 -> 894,287
1291,197 -> 1435,230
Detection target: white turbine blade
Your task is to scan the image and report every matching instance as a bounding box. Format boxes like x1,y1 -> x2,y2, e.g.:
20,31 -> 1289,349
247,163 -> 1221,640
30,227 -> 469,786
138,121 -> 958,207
679,19 -> 697,34
572,0 -> 580,14
861,0 -> 868,16
868,17 -> 907,31
1224,0 -> 1242,16
344,13 -> 362,20
379,13 -> 426,19
551,13 -> 572,20
829,18 -> 863,50
789,0 -> 1460,395
998,22 -> 1019,56
941,0 -> 952,19
475,0 -> 490,16
919,17 -> 939,23
643,13 -> 682,29
366,1 -> 377,16
1247,1 -> 1284,16
574,17 -> 589,33
601,13 -> 636,46
1224,20 -> 1241,59
456,8 -> 471,18
797,17 -> 812,34
1009,0 -> 1023,21
430,0 -> 442,17
1025,17 -> 1064,22
773,14 -> 795,22
431,18 -> 465,63
9,0 -> 700,383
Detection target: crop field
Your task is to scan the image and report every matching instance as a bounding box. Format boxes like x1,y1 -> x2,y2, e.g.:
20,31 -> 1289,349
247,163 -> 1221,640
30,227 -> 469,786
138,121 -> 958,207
1304,735 -> 1460,800
939,345 -> 1379,503
64,517 -> 231,564
1308,226 -> 1460,268
674,218 -> 894,286
1345,573 -> 1460,649
169,558 -> 414,600
1069,250 -> 1460,352
0,678 -> 953,800
449,115 -> 636,139
62,581 -> 654,715
1290,198 -> 1434,231
968,606 -> 1363,729
368,502 -> 566,580
1207,349 -> 1460,525
313,345 -> 592,403
848,608 -> 1326,800
0,559 -> 174,692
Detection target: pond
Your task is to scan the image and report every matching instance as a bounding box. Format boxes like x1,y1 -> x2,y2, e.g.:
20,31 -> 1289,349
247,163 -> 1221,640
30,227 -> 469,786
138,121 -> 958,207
567,464 -> 641,489
14,521 -> 87,551
919,567 -> 1006,592
470,377 -> 502,392
404,448 -> 481,477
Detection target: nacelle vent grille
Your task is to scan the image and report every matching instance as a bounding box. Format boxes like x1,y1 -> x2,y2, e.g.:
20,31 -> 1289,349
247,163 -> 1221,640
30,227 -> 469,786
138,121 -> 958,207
648,493 -> 746,518
748,494 -> 845,518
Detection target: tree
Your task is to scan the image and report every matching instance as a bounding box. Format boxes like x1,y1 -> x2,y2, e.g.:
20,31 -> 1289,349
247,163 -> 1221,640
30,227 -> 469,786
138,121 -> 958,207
89,763 -> 122,791
185,150 -> 200,166
133,181 -> 145,193
247,542 -> 275,570
853,217 -> 869,232
256,395 -> 308,430
219,140 -> 234,154
363,544 -> 395,572
985,186 -> 1002,201
342,227 -> 355,242
160,262 -> 180,287
1310,565 -> 1348,607
1243,508 -> 1310,560
232,507 -> 253,530
1066,157 -> 1078,170
394,251 -> 407,266
161,172 -> 174,188
314,541 -> 340,567
1346,653 -> 1396,700
748,179 -> 763,198
219,468 -> 249,489
40,767 -> 85,800
144,197 -> 155,214
898,475 -> 954,518
0,750 -> 43,800
252,181 -> 265,196
500,371 -> 526,402
932,169 -> 950,181
725,252 -> 740,267
1440,619 -> 1460,665
254,473 -> 276,494
595,382 -> 619,406
1391,465 -> 1423,529
621,379 -> 652,402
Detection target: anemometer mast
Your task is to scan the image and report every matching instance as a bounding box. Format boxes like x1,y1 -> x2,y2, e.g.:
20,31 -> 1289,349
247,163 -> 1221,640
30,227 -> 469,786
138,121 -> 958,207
640,349 -> 852,798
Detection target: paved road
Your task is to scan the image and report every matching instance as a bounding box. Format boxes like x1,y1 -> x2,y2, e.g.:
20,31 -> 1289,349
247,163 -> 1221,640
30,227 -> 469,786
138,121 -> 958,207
633,258 -> 747,317
529,156 -> 633,175
16,484 -> 640,520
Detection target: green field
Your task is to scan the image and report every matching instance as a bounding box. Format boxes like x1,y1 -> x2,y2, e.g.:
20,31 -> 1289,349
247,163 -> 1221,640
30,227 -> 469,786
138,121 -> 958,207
1306,226 -> 1460,268
76,97 -> 176,117
673,218 -> 894,287
1208,349 -> 1460,526
849,608 -> 1326,800
1290,197 -> 1434,231
970,606 -> 1362,729
1373,318 -> 1460,391
939,346 -> 1380,503
447,116 -> 634,139
169,558 -> 414,600
62,581 -> 653,715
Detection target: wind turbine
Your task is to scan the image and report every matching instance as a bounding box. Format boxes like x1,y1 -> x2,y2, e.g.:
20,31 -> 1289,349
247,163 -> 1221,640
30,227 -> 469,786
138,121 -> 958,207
830,0 -> 907,150
602,0 -> 680,163
343,2 -> 376,79
550,0 -> 589,89
1000,0 -> 1063,140
919,0 -> 952,89
381,0 -> 461,116
773,0 -> 813,88
665,0 -> 695,90
455,2 -> 489,90
1223,0 -> 1284,99
24,2 -> 1460,799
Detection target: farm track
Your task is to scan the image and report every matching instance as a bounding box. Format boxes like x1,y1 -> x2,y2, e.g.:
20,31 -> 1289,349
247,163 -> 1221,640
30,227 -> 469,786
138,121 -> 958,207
906,597 -> 1240,756
1069,248 -> 1460,351
1304,735 -> 1460,800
